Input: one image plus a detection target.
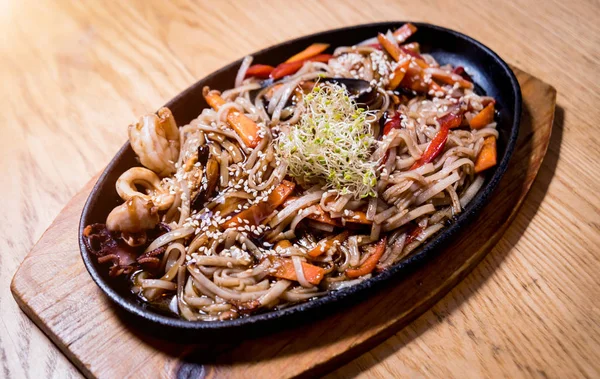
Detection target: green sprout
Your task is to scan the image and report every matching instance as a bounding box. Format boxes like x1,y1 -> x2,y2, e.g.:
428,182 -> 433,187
275,82 -> 378,198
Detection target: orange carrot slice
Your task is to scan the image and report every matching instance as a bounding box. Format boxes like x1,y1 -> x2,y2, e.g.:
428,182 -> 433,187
275,240 -> 292,250
474,136 -> 497,173
344,211 -> 372,225
222,180 -> 295,228
203,88 -> 261,148
272,258 -> 326,285
400,42 -> 420,52
469,103 -> 495,129
428,69 -> 473,89
377,33 -> 403,62
285,43 -> 330,63
222,203 -> 271,228
306,205 -> 342,226
388,59 -> 410,90
428,80 -> 445,96
393,23 -> 417,43
267,180 -> 296,208
346,237 -> 387,278
399,66 -> 429,93
308,231 -> 349,258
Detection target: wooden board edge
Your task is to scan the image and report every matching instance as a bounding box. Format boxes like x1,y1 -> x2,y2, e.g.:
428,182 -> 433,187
8,67 -> 558,379
9,180 -> 101,379
10,283 -> 96,379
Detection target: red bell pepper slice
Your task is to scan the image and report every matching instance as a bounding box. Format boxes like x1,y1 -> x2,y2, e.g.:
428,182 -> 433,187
409,112 -> 463,170
400,47 -> 425,61
452,66 -> 473,83
270,54 -> 333,80
382,112 -> 402,136
438,111 -> 464,129
245,64 -> 275,79
405,224 -> 423,245
409,127 -> 449,170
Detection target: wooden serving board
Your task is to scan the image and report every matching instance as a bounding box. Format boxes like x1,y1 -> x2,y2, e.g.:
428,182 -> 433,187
11,67 -> 555,379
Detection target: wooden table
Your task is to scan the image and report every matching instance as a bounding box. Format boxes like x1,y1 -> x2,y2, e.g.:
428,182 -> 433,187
2,0 -> 598,377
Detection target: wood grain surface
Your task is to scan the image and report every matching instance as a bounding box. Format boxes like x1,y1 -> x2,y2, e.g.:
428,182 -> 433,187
1,0 -> 599,378
10,67 -> 555,379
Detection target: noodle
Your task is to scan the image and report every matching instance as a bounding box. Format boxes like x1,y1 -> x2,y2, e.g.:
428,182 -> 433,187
234,56 -> 253,88
86,24 -> 499,321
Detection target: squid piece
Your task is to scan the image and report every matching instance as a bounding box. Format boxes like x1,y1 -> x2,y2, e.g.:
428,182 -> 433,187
129,107 -> 180,177
83,223 -> 170,276
106,196 -> 160,233
83,223 -> 139,277
116,167 -> 174,210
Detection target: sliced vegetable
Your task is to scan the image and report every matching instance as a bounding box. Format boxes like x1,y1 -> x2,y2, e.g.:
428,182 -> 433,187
310,54 -> 334,63
282,197 -> 371,227
197,145 -> 210,166
410,122 -> 449,170
285,43 -> 330,63
393,23 -> 417,43
272,258 -> 326,285
452,66 -> 473,83
305,205 -> 342,227
401,42 -> 420,52
405,224 -> 423,245
481,97 -> 496,107
383,112 -> 402,135
428,80 -> 445,96
274,240 -> 292,250
469,103 -> 495,129
399,47 -> 423,59
438,111 -> 464,129
212,196 -> 245,217
474,136 -> 497,173
270,61 -> 304,80
222,180 -> 295,228
365,42 -> 382,50
203,88 -> 261,148
388,59 -> 410,90
426,68 -> 473,89
222,202 -> 271,228
308,231 -> 349,257
408,111 -> 465,170
346,236 -> 387,278
377,33 -> 403,62
378,30 -> 426,68
270,54 -> 333,80
344,211 -> 372,225
399,65 -> 429,93
400,47 -> 428,68
268,180 -> 296,207
245,64 -> 275,79
203,88 -> 226,109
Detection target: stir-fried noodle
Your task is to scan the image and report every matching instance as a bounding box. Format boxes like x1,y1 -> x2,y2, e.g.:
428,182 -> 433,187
84,24 -> 498,321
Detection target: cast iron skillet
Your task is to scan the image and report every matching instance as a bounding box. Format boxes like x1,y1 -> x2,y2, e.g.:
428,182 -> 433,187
79,22 -> 521,338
